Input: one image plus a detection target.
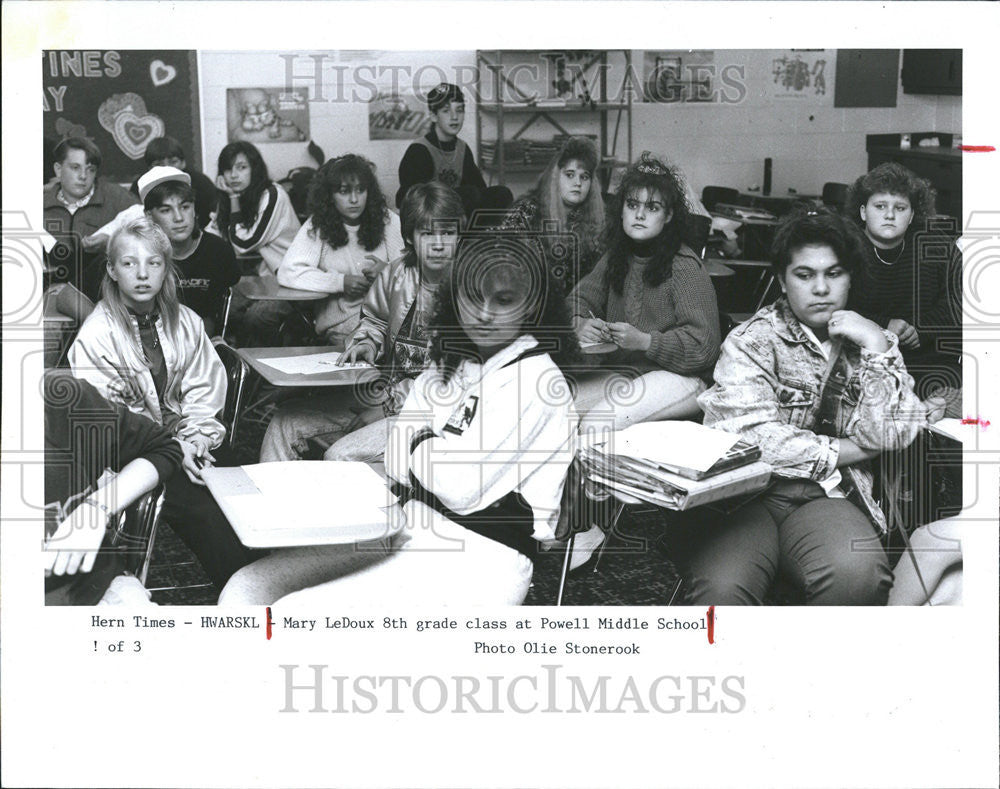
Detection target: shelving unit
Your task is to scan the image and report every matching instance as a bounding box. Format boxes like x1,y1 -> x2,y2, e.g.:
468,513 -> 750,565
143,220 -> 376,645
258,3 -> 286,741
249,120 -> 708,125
475,50 -> 634,190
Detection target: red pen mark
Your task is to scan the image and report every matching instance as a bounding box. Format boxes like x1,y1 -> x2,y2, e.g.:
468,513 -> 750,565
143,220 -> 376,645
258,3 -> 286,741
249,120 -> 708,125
959,145 -> 995,153
266,606 -> 273,640
961,417 -> 991,430
706,605 -> 715,645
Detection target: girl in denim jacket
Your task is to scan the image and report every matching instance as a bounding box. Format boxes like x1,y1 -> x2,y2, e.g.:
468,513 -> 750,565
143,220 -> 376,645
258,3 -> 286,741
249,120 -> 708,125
688,208 -> 927,605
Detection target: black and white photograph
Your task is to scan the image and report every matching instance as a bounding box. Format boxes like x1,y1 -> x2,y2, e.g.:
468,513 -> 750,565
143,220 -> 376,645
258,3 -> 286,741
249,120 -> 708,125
2,2 -> 998,787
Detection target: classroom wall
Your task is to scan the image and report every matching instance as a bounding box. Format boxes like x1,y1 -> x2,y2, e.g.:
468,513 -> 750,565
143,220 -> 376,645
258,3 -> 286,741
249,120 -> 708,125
630,50 -> 962,198
198,50 -> 961,203
199,50 -> 477,202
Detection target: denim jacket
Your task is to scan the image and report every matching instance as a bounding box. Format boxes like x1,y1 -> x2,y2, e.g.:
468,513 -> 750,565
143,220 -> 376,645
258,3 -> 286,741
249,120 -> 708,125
698,299 -> 926,528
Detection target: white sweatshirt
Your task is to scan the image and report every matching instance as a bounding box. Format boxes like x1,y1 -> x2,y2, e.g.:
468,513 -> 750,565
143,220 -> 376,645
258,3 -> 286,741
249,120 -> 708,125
385,335 -> 578,543
276,213 -> 404,337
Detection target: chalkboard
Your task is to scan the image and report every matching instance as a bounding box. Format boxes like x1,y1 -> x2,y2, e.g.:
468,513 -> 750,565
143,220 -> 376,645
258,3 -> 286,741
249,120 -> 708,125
43,50 -> 201,182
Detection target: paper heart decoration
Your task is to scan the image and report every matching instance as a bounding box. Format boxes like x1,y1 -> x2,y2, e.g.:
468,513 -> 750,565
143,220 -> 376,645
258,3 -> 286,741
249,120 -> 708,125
150,59 -> 177,88
112,110 -> 166,160
55,117 -> 88,139
98,92 -> 148,132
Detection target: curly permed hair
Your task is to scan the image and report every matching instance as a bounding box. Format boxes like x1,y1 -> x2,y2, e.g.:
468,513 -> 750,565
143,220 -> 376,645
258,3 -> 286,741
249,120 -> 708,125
846,162 -> 937,226
308,154 -> 390,251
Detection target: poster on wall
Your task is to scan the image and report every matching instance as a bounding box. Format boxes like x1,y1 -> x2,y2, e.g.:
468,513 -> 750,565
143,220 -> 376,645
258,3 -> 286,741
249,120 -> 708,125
368,90 -> 434,140
42,50 -> 201,181
767,49 -> 832,100
226,87 -> 310,144
643,50 -> 718,103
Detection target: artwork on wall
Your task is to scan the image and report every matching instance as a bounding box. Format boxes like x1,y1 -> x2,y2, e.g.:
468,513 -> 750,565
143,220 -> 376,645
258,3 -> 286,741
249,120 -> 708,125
767,50 -> 832,100
43,50 -> 201,181
226,87 -> 309,144
368,91 -> 434,140
643,50 -> 717,103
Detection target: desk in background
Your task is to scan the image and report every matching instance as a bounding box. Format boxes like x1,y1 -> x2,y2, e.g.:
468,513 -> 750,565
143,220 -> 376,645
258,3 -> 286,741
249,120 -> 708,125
238,345 -> 380,388
234,275 -> 323,302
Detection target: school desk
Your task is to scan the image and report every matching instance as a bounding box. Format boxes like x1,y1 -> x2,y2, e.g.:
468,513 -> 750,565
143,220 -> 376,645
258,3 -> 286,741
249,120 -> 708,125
233,275 -> 323,301
238,345 -> 381,388
201,461 -> 403,548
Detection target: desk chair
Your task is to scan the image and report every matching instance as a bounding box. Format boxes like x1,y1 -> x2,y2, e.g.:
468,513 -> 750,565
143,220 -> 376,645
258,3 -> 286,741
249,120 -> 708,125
108,484 -> 165,586
553,455 -> 683,606
822,182 -> 849,213
219,287 -> 234,341
212,339 -> 250,452
701,186 -> 740,213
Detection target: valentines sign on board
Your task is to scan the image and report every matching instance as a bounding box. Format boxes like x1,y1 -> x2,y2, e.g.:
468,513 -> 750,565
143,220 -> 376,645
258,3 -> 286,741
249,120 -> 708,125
43,50 -> 201,182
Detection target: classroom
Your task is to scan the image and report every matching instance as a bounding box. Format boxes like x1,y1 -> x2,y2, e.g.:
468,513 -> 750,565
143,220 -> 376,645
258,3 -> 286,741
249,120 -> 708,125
41,47 -> 966,608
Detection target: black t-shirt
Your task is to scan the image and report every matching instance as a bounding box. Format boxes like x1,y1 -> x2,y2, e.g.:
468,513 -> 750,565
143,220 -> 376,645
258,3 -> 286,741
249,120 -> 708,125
174,232 -> 242,323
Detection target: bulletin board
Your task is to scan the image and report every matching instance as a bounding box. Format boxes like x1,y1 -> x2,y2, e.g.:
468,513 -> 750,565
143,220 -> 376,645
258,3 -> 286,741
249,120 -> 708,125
43,50 -> 201,182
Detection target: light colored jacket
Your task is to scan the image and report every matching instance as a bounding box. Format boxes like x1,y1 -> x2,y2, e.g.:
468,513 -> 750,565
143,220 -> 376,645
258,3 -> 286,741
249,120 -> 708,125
385,335 -> 578,542
68,301 -> 227,448
346,254 -> 420,360
698,298 -> 925,524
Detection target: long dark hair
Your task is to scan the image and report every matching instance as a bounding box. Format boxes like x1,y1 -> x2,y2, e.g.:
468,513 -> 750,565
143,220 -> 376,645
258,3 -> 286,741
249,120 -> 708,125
428,233 -> 579,382
308,154 -> 389,251
603,153 -> 691,294
215,141 -> 271,235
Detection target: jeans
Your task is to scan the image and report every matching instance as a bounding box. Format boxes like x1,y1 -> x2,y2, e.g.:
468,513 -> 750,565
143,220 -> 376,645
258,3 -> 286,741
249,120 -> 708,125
258,390 -> 363,462
677,479 -> 893,605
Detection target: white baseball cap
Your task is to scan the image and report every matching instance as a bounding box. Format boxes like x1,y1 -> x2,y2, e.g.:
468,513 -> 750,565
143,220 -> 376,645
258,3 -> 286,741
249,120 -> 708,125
137,165 -> 191,202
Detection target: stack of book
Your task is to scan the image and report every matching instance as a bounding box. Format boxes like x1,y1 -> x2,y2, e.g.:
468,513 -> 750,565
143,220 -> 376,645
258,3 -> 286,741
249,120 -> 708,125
579,421 -> 771,511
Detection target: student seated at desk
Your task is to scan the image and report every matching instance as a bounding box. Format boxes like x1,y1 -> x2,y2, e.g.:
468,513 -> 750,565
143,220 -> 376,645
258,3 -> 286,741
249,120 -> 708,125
208,141 -> 301,346
846,162 -> 962,407
44,370 -> 184,605
684,207 -> 927,605
569,153 -> 721,429
82,166 -> 241,336
44,136 -> 140,301
220,235 -> 579,606
259,183 -> 463,462
500,136 -> 606,291
128,135 -> 218,230
277,154 -> 404,345
68,217 -> 253,591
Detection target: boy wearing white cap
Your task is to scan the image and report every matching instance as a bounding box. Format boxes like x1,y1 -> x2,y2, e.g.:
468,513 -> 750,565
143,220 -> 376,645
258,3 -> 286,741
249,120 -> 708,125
86,166 -> 240,335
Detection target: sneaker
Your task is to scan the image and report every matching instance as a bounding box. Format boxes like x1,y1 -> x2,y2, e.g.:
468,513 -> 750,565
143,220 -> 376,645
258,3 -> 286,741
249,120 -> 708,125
98,574 -> 157,606
569,523 -> 606,571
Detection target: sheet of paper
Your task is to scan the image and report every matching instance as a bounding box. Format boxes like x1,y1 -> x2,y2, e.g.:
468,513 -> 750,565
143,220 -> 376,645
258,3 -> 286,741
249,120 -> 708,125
212,462 -> 401,546
596,420 -> 742,472
242,460 -> 391,502
256,352 -> 373,375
